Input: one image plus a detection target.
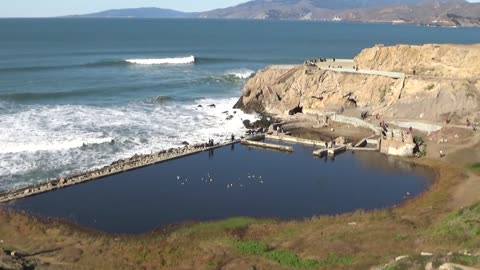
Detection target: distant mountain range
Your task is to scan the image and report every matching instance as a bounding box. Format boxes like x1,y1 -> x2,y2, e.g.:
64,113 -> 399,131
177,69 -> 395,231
71,7 -> 193,18
70,0 -> 480,27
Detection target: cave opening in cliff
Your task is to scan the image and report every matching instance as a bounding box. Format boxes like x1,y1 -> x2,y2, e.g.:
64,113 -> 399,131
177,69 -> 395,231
345,98 -> 358,108
288,105 -> 303,115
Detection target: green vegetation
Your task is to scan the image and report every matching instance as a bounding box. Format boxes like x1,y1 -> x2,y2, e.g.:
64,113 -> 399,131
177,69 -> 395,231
235,240 -> 352,268
420,144 -> 427,157
425,84 -> 435,91
431,202 -> 480,247
466,162 -> 480,173
236,240 -> 270,256
451,254 -> 480,266
413,136 -> 424,145
413,136 -> 427,156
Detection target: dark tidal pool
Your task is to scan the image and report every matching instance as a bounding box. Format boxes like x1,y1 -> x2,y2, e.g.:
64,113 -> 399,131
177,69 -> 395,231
10,142 -> 432,234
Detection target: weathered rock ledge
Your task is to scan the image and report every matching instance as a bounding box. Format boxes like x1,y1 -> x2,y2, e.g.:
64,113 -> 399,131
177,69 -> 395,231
235,44 -> 480,124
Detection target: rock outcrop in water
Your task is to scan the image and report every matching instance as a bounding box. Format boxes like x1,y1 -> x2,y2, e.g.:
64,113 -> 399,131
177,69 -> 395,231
235,44 -> 480,123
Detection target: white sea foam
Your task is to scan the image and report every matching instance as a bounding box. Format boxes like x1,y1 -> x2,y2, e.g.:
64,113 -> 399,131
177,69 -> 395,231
225,69 -> 255,79
0,98 -> 258,191
125,56 -> 195,65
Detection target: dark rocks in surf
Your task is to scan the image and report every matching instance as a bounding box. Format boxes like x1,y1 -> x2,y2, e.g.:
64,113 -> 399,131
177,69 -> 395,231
233,96 -> 244,110
197,105 -> 203,108
208,104 -> 216,108
243,120 -> 253,129
226,115 -> 234,120
243,116 -> 272,130
182,141 -> 190,146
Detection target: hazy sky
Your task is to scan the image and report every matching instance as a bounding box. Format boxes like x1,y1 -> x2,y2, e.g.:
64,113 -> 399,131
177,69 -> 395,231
0,0 -> 249,17
1,0 -> 480,18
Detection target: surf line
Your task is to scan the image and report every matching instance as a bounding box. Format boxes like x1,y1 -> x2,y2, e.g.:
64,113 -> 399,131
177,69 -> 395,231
0,137 -> 248,203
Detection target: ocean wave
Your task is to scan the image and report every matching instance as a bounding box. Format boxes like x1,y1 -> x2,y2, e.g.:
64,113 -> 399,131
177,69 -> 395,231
225,69 -> 255,79
0,136 -> 114,154
125,56 -> 195,65
0,57 -> 243,74
0,98 -> 259,190
202,69 -> 255,84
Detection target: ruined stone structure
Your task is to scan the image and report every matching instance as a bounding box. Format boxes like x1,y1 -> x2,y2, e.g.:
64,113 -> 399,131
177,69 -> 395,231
380,129 -> 416,157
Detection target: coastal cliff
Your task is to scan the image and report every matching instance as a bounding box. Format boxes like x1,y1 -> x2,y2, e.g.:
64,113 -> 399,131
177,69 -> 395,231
355,44 -> 480,79
236,44 -> 480,123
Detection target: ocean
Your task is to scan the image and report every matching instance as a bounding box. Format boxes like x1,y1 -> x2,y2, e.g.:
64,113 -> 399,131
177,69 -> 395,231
1,18 -> 479,191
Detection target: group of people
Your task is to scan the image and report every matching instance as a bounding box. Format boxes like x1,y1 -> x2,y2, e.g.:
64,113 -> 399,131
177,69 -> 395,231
246,127 -> 265,135
207,139 -> 215,147
304,57 -> 336,66
325,140 -> 336,149
275,124 -> 285,135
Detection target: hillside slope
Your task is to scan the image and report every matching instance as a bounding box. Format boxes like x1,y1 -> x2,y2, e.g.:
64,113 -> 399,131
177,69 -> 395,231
200,0 -> 480,26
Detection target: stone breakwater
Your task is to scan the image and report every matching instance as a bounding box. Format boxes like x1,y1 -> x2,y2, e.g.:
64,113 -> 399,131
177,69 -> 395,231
0,141 -> 239,203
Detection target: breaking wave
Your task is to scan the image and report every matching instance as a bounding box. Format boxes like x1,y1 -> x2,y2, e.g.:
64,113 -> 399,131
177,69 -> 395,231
125,56 -> 195,65
0,56 -> 242,73
0,98 -> 258,190
225,69 -> 255,79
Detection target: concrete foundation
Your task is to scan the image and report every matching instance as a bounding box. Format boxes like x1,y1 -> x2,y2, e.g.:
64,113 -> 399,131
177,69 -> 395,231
240,139 -> 293,152
266,134 -> 326,146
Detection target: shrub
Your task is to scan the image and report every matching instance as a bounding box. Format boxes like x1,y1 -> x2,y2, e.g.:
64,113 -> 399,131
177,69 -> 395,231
235,240 -> 352,268
466,163 -> 480,172
236,240 -> 269,255
425,84 -> 435,91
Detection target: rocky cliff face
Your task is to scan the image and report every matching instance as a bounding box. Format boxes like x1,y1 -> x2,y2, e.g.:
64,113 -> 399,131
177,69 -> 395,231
236,44 -> 480,123
355,44 -> 480,79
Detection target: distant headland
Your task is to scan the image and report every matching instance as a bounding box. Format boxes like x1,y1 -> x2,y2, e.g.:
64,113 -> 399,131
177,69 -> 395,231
68,0 -> 480,27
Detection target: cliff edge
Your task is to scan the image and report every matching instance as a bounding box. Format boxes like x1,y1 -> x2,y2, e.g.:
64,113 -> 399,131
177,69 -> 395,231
236,44 -> 480,124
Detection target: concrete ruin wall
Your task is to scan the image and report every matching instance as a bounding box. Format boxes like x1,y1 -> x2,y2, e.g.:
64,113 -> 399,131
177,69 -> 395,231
380,129 -> 416,157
